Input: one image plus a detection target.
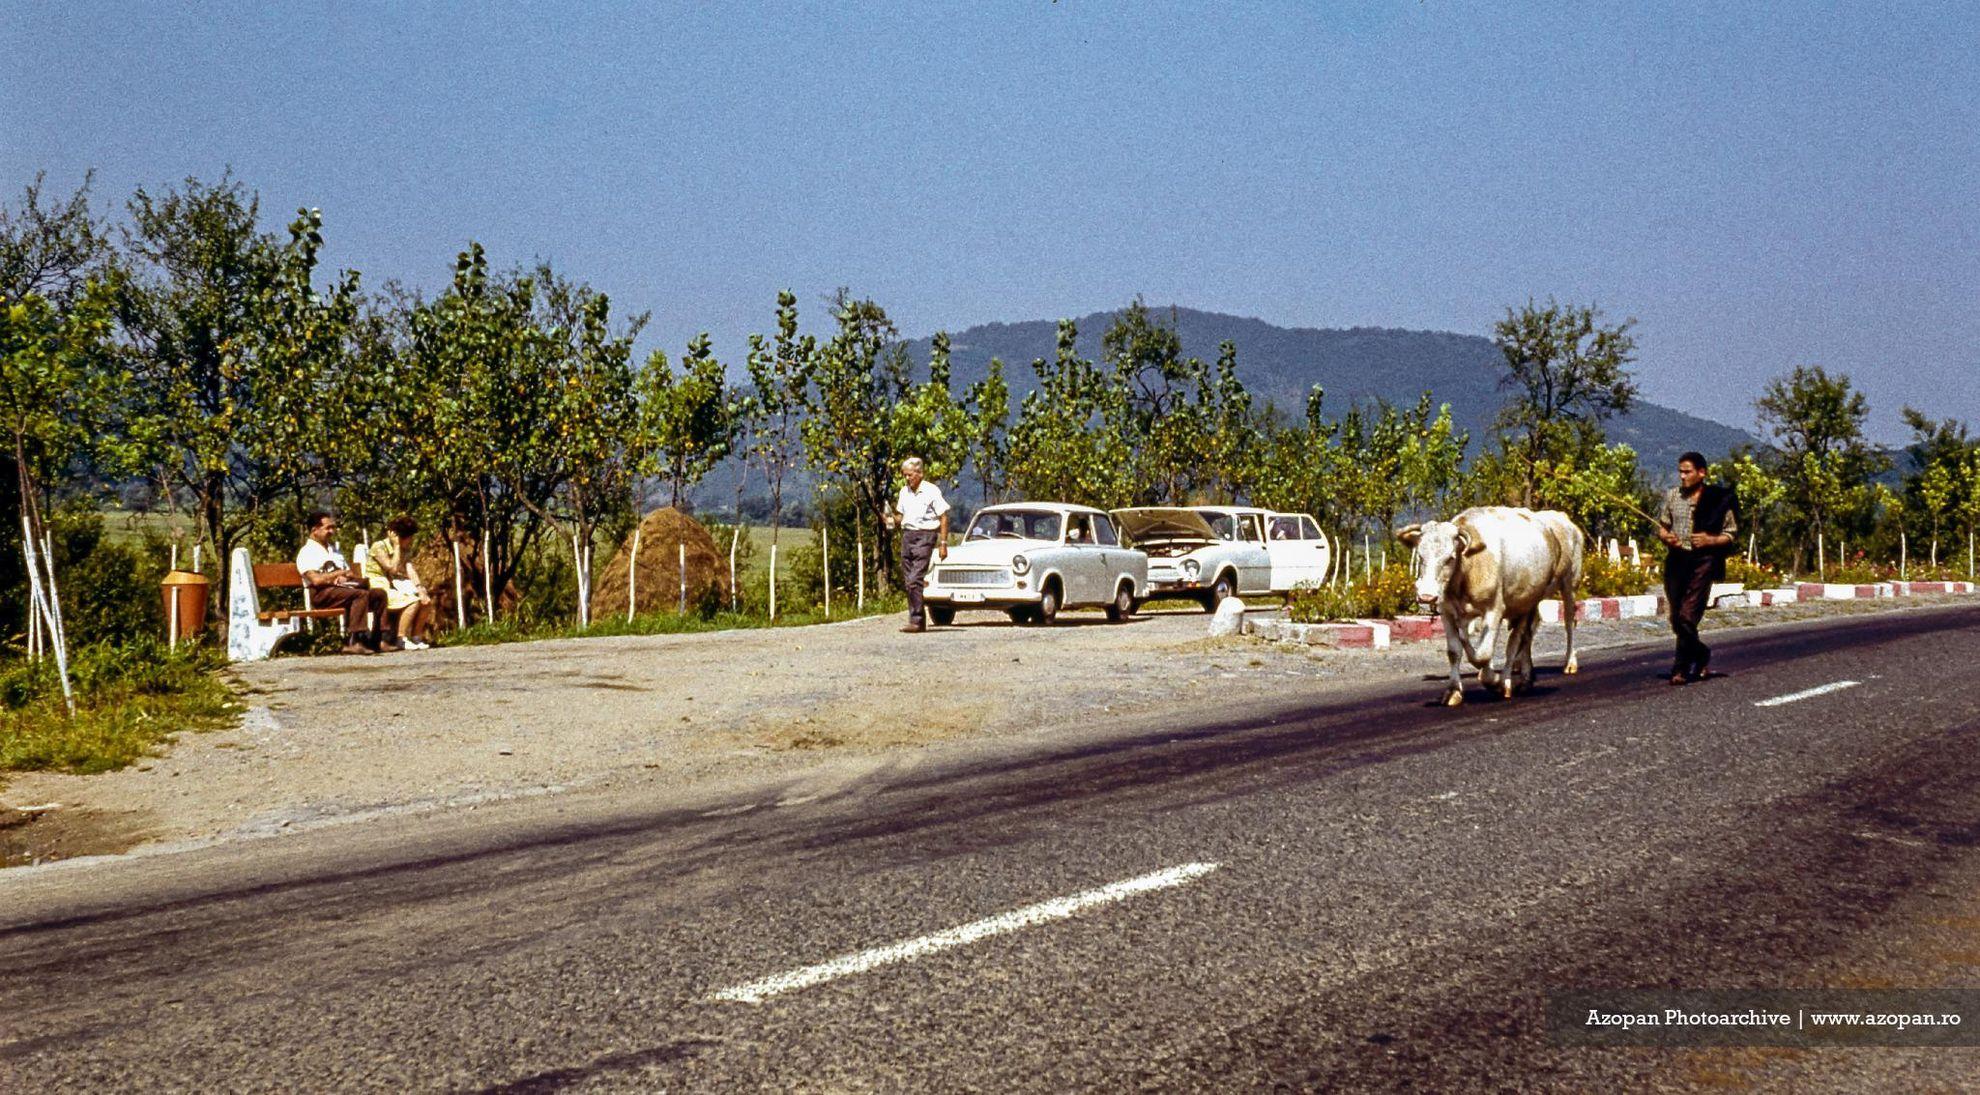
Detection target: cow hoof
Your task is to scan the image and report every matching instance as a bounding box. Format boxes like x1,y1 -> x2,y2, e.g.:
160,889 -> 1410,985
1564,656 -> 1579,675
1501,681 -> 1515,700
1443,690 -> 1464,707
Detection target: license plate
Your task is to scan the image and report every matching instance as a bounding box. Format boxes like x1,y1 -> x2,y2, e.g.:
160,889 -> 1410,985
951,591 -> 985,603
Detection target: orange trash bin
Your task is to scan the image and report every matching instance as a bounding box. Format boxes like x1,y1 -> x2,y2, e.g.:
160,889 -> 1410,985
161,570 -> 211,644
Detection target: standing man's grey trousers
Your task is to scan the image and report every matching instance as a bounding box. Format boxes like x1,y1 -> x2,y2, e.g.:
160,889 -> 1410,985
901,529 -> 937,626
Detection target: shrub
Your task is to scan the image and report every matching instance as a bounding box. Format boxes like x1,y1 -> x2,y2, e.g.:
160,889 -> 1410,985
1723,555 -> 1785,588
1287,564 -> 1419,622
1580,552 -> 1657,597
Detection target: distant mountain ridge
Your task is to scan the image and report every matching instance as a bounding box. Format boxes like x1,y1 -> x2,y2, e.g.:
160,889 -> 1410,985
909,306 -> 1756,477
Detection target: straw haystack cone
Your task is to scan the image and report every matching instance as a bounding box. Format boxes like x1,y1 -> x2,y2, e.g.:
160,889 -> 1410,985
593,507 -> 730,616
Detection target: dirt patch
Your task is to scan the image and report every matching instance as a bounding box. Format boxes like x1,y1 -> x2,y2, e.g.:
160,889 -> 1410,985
0,803 -> 155,868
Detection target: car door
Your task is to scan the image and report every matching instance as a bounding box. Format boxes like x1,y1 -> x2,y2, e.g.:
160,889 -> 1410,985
1092,514 -> 1126,599
1265,513 -> 1327,590
1237,513 -> 1273,593
1061,513 -> 1104,604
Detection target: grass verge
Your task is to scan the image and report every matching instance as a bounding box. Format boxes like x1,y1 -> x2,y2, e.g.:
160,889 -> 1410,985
400,594 -> 912,649
1,641 -> 240,776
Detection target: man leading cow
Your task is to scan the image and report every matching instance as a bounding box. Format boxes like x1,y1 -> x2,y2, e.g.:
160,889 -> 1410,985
1655,451 -> 1739,686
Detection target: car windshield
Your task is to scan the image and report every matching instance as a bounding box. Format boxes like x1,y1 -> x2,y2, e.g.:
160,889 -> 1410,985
1199,510 -> 1239,541
966,509 -> 1063,542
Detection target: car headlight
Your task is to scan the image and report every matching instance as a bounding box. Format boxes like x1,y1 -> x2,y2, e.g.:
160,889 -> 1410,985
1010,554 -> 1030,575
1181,559 -> 1200,579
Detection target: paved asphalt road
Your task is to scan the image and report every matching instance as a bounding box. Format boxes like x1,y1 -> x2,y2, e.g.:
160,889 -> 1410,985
4,605 -> 1979,1091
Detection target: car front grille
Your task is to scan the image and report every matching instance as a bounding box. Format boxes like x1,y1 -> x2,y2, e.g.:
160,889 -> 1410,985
936,568 -> 1011,587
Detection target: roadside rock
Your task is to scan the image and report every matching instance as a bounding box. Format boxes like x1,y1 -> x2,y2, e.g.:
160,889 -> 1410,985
1208,597 -> 1248,637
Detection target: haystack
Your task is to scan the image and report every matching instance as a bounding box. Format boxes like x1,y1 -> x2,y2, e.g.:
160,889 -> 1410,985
593,507 -> 730,617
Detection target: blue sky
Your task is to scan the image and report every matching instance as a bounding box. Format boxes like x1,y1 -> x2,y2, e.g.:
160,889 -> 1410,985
6,1 -> 1975,442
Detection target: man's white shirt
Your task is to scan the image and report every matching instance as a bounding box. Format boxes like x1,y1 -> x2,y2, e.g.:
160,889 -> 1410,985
896,481 -> 950,531
296,539 -> 348,575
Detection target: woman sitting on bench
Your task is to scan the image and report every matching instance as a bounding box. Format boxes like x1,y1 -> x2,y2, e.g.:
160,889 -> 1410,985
364,514 -> 435,650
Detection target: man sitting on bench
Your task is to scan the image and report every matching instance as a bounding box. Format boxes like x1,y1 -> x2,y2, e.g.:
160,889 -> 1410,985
297,511 -> 393,655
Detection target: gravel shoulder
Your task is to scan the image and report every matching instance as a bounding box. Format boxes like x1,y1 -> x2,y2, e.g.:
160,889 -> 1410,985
1,594 -> 1971,867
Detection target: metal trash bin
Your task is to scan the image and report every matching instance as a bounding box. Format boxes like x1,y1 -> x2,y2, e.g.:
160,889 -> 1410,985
161,570 -> 211,644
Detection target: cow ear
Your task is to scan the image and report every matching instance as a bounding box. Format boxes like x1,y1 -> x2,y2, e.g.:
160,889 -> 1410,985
1395,523 -> 1422,547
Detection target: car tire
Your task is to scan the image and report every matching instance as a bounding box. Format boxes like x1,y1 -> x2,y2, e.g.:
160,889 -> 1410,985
1105,583 -> 1135,622
1201,572 -> 1235,611
929,606 -> 955,627
1036,582 -> 1060,624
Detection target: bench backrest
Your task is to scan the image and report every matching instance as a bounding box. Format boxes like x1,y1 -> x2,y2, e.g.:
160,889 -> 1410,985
254,562 -> 305,589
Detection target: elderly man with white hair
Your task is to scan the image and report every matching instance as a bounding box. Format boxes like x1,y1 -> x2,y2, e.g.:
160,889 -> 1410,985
892,455 -> 950,632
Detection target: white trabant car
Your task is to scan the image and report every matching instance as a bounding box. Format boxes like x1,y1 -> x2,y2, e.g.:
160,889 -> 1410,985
1112,506 -> 1333,609
923,503 -> 1150,625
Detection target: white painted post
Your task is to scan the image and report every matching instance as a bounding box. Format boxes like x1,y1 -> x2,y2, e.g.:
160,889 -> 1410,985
452,540 -> 467,631
822,527 -> 830,618
40,529 -> 73,714
769,542 -> 778,620
728,527 -> 740,613
483,531 -> 496,624
1747,531 -> 1756,564
1970,528 -> 1975,580
170,543 -> 178,572
1900,530 -> 1907,581
169,583 -> 179,650
1362,535 -> 1371,582
1817,531 -> 1826,580
678,542 -> 686,614
628,526 -> 642,622
857,538 -> 866,611
25,543 -> 41,661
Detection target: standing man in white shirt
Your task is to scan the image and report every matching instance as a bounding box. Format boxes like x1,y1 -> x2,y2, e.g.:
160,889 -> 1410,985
892,456 -> 950,633
296,511 -> 392,655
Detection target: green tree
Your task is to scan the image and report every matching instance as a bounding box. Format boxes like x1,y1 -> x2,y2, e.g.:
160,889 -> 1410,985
1,172 -> 113,655
745,290 -> 814,550
517,266 -> 643,625
1491,299 -> 1638,506
1,284 -> 118,708
1005,319 -> 1134,508
1754,365 -> 1887,572
116,178 -> 359,607
1900,407 -> 1971,569
635,333 -> 736,510
961,356 -> 1010,506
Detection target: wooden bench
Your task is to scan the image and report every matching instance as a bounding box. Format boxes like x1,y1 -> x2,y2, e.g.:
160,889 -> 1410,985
228,549 -> 358,661
250,562 -> 348,627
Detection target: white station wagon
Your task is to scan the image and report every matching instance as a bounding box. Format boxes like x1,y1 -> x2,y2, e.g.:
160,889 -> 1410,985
1113,506 -> 1334,609
923,503 -> 1150,625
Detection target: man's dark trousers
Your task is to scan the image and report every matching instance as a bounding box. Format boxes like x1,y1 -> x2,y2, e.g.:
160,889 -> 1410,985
901,529 -> 937,626
1663,552 -> 1717,675
312,583 -> 389,637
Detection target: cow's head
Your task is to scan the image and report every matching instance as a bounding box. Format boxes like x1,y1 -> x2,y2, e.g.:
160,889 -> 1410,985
1396,520 -> 1484,608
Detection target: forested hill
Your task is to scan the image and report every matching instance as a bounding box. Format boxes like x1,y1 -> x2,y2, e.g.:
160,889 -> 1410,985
910,307 -> 1757,474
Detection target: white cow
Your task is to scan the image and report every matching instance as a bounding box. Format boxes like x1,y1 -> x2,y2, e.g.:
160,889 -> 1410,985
1397,507 -> 1584,706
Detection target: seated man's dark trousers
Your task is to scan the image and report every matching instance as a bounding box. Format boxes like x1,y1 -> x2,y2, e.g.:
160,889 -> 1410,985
311,583 -> 390,640
1663,552 -> 1718,677
901,529 -> 937,626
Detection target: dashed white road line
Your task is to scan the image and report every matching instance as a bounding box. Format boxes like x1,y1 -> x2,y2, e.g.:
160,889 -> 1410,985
1754,680 -> 1861,707
708,862 -> 1221,1004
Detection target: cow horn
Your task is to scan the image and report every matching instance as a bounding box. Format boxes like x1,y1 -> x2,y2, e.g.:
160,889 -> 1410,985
1395,523 -> 1423,547
1458,524 -> 1489,556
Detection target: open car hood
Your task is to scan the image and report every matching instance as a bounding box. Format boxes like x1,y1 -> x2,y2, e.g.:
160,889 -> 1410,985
1111,507 -> 1218,544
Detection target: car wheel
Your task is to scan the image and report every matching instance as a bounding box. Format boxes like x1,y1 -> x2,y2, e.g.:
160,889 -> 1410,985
1105,583 -> 1135,622
1036,582 -> 1060,624
929,606 -> 955,627
1210,572 -> 1236,606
